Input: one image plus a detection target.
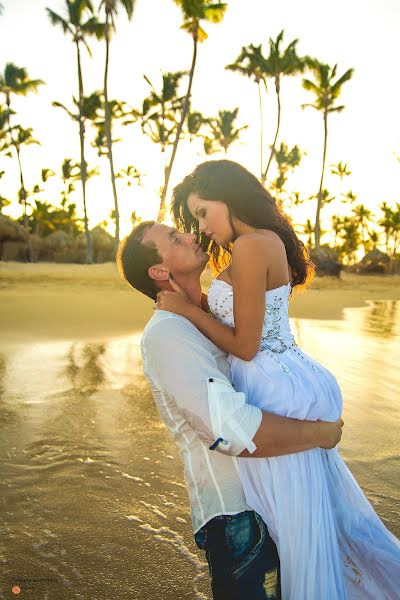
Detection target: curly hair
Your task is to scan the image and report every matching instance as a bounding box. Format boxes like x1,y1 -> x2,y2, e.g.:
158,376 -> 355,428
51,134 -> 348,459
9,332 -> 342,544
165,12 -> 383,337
171,160 -> 314,289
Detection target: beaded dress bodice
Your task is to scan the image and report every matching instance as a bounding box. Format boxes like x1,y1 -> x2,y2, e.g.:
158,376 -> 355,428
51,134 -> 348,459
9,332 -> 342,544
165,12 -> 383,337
208,279 -> 296,355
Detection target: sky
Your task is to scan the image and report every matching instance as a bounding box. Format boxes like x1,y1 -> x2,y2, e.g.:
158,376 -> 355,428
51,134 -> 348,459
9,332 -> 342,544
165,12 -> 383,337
1,0 -> 399,239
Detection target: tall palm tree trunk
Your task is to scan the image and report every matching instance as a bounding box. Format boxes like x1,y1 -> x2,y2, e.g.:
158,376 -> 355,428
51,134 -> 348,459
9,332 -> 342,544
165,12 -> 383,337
104,14 -> 120,255
257,81 -> 263,180
262,77 -> 281,183
158,22 -> 198,222
76,41 -> 92,264
5,100 -> 32,261
15,144 -> 33,261
315,111 -> 328,250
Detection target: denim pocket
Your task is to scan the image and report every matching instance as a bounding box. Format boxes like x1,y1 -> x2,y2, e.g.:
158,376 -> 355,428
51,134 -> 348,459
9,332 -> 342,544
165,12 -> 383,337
224,510 -> 261,561
194,526 -> 208,550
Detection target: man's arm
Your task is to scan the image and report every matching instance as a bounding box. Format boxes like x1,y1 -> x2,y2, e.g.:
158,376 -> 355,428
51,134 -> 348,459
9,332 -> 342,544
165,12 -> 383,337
142,316 -> 343,458
238,412 -> 343,458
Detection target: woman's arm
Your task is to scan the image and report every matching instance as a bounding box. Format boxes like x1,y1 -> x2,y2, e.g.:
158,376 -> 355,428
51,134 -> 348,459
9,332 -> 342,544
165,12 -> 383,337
157,234 -> 270,360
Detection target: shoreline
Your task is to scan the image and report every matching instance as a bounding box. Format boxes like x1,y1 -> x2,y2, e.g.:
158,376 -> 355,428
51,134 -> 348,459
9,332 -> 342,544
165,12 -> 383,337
1,262 -> 399,343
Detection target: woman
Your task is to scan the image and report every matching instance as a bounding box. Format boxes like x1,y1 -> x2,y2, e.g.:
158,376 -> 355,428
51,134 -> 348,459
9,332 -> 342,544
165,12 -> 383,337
156,160 -> 400,599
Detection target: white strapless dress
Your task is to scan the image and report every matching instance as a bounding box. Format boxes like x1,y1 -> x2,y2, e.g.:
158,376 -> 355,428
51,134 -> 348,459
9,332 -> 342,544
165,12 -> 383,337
208,279 -> 400,600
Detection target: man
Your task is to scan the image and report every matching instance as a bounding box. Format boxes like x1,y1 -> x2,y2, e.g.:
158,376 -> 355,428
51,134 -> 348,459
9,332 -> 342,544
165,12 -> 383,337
116,220 -> 343,600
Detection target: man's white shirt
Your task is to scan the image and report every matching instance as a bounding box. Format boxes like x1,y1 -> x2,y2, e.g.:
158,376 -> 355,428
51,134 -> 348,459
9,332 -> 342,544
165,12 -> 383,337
140,309 -> 263,533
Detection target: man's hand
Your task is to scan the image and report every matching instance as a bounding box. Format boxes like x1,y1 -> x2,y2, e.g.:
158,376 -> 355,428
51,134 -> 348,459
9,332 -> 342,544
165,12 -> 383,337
318,418 -> 344,450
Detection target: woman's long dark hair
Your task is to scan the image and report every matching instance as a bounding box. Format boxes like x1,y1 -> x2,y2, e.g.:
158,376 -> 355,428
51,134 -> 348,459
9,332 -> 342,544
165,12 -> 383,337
171,160 -> 315,289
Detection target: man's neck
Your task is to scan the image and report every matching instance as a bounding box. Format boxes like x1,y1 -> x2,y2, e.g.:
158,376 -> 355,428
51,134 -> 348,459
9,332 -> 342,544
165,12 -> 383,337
175,274 -> 202,307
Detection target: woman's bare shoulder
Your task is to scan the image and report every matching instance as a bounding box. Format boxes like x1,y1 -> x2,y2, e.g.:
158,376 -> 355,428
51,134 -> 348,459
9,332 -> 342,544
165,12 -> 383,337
232,230 -> 284,253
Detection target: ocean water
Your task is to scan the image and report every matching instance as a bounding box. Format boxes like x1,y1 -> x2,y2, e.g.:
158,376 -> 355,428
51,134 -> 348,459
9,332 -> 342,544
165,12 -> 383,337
0,300 -> 399,599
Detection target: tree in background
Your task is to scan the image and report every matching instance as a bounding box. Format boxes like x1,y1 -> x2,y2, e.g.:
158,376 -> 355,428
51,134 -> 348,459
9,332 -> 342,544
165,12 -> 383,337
302,218 -> 314,248
52,91 -> 102,262
379,202 -> 400,271
10,126 -> 40,242
187,110 -> 206,144
61,158 -> 81,205
0,104 -> 12,213
98,0 -> 136,253
0,63 -> 44,259
302,59 -> 353,249
127,71 -> 185,197
47,0 -> 102,262
352,203 -> 373,254
159,0 -> 227,222
269,142 -> 303,207
226,44 -> 267,178
203,108 -> 247,155
0,170 -> 11,213
92,97 -> 125,156
262,30 -> 304,183
116,165 -> 142,188
337,215 -> 361,264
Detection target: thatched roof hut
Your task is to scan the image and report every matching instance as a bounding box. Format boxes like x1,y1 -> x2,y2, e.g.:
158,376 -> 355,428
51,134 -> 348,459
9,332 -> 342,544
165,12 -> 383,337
352,248 -> 391,274
0,215 -> 29,242
309,246 -> 342,277
0,215 -> 29,261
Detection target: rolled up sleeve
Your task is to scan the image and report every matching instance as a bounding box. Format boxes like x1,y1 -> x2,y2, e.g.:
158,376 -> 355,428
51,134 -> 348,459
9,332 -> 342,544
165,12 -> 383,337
141,315 -> 262,456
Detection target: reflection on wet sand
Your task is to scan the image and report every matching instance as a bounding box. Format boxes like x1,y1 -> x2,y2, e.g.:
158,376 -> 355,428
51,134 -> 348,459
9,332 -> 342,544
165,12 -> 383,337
65,343 -> 107,395
362,300 -> 399,338
0,301 -> 399,599
0,336 -> 209,599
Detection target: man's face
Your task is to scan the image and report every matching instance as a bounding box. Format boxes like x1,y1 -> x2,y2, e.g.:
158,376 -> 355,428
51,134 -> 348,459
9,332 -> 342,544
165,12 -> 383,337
143,223 -> 209,280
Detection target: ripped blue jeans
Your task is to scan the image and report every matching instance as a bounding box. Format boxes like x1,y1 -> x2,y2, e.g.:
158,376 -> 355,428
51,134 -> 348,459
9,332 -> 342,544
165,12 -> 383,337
194,510 -> 281,600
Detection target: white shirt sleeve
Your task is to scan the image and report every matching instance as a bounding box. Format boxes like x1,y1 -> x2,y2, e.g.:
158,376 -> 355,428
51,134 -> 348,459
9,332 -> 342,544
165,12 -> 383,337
141,315 -> 262,456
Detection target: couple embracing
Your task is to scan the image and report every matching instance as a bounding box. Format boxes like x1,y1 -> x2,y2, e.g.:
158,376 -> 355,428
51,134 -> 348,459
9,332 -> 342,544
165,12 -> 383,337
117,160 -> 400,599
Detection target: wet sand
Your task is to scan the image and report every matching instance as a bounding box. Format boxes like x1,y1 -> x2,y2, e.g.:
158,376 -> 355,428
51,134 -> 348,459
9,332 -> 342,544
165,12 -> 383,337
0,262 -> 399,598
1,261 -> 399,342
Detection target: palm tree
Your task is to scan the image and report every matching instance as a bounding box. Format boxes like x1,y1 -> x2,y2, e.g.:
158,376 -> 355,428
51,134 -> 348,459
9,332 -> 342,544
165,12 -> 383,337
226,44 -> 267,178
47,0 -> 102,262
116,165 -> 141,188
368,230 -> 380,251
28,200 -> 56,236
98,0 -> 135,253
379,202 -> 400,271
0,104 -> 12,158
134,72 -> 186,153
12,126 -> 40,230
331,214 -> 342,249
61,158 -> 81,204
338,215 -> 360,264
270,142 -> 302,206
128,71 -> 186,200
187,110 -> 206,142
159,0 -> 227,222
302,219 -> 314,248
262,31 -> 305,183
52,91 -> 102,262
343,189 -> 357,207
330,160 -> 351,181
0,63 -> 44,258
302,59 -> 354,249
331,160 -> 351,221
0,64 -> 44,112
353,203 -> 373,254
130,210 -> 141,227
92,97 -> 125,156
203,107 -> 247,155
0,170 -> 11,213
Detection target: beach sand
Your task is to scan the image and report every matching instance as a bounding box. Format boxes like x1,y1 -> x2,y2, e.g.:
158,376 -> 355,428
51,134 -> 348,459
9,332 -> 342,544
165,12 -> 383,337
1,261 -> 399,343
1,261 -> 399,598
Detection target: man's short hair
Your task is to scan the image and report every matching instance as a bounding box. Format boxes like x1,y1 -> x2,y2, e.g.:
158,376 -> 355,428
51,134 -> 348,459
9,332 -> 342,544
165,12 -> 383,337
116,220 -> 162,301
